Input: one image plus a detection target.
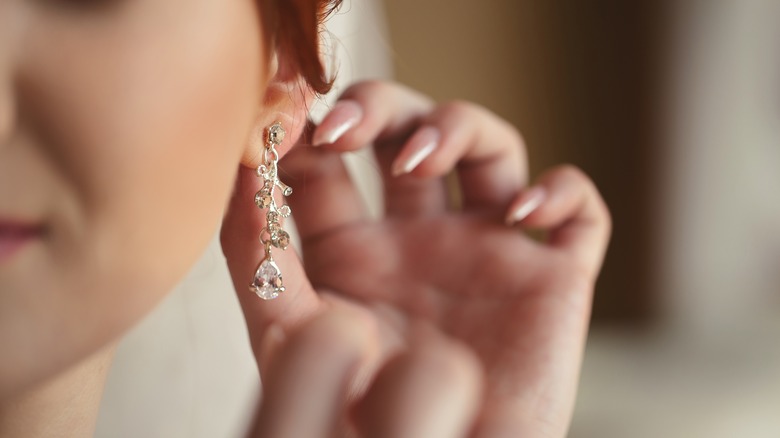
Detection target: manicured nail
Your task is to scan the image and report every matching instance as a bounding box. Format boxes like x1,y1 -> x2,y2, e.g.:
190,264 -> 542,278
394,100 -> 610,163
505,186 -> 546,225
312,100 -> 363,146
391,126 -> 440,176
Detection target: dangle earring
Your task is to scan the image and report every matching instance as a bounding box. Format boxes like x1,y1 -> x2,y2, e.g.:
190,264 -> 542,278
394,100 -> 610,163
249,122 -> 293,300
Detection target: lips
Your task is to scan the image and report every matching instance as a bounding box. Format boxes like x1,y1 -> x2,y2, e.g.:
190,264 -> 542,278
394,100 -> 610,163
0,221 -> 44,263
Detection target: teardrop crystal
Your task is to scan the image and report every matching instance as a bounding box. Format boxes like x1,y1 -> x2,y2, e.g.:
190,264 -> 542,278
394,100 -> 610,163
250,258 -> 284,300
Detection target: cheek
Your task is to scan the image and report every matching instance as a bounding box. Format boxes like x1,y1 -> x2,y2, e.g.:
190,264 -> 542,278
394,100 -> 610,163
1,0 -> 267,395
100,4 -> 264,288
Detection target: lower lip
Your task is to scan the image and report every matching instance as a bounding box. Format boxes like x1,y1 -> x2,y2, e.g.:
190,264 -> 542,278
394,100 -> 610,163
0,226 -> 42,264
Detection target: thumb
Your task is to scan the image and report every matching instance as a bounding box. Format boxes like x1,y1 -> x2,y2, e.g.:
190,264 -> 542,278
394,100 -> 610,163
220,163 -> 322,359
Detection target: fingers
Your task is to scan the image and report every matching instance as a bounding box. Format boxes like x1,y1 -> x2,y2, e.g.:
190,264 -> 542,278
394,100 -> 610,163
220,165 -> 321,351
281,125 -> 369,244
314,81 -> 448,217
313,81 -> 435,149
249,309 -> 375,438
250,313 -> 484,438
506,165 -> 612,278
353,324 -> 484,438
313,81 -> 528,215
398,101 -> 528,211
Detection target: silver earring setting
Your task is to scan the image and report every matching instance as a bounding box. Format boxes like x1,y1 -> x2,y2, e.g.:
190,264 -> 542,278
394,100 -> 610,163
249,122 -> 293,300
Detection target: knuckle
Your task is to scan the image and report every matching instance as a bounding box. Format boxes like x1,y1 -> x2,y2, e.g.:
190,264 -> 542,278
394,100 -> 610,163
437,99 -> 484,120
290,311 -> 371,358
504,122 -> 526,149
547,164 -> 597,194
342,79 -> 398,101
435,100 -> 526,153
419,339 -> 483,387
554,163 -> 588,181
544,162 -> 612,229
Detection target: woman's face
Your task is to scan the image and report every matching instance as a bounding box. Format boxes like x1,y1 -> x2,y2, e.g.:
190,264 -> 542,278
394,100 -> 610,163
0,0 -> 268,397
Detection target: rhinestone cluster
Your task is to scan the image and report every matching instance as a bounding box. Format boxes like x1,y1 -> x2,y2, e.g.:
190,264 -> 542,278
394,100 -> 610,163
249,122 -> 293,300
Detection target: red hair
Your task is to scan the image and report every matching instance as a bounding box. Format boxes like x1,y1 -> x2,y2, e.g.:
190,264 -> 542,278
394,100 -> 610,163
262,0 -> 342,95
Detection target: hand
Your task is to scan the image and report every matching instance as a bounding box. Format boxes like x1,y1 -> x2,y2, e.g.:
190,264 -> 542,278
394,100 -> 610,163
220,80 -> 611,437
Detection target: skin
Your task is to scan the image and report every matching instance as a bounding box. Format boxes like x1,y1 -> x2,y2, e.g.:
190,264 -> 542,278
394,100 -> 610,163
0,0 -> 289,431
0,0 -> 611,437
226,82 -> 611,437
0,0 -> 273,396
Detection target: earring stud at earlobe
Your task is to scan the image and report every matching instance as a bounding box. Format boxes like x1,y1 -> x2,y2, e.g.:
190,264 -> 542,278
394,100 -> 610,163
249,122 -> 292,300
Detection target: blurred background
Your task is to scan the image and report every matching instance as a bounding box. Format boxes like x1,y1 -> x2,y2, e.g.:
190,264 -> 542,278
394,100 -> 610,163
384,1 -> 780,436
97,1 -> 780,437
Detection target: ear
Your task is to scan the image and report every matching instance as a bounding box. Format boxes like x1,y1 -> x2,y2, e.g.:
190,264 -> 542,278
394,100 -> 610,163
240,49 -> 316,167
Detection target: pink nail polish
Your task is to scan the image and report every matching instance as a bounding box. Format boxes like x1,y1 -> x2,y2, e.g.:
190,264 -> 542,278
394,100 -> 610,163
391,126 -> 441,176
312,100 -> 363,146
506,187 -> 546,225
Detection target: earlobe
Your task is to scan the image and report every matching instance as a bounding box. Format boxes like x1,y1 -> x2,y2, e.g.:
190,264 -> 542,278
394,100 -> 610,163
241,52 -> 316,168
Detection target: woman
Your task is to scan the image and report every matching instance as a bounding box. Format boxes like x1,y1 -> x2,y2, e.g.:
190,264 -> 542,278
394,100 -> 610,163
0,0 -> 611,436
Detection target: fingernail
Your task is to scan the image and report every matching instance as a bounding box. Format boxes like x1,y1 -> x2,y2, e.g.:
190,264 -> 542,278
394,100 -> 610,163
312,100 -> 363,146
391,126 -> 440,176
505,186 -> 546,225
